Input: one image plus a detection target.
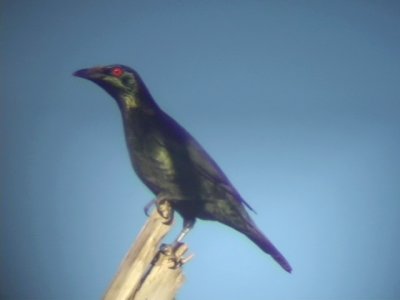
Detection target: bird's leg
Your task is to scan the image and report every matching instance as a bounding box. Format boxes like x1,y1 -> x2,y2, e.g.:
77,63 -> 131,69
144,194 -> 174,224
175,218 -> 196,243
162,219 -> 195,255
160,218 -> 196,268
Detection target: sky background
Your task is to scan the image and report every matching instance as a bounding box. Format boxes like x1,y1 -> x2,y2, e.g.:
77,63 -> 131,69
1,1 -> 400,299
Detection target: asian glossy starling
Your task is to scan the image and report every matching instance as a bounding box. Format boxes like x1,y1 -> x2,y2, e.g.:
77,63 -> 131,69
74,65 -> 292,273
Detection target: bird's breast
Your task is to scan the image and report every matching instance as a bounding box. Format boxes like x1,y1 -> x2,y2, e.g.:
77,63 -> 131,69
122,112 -> 209,202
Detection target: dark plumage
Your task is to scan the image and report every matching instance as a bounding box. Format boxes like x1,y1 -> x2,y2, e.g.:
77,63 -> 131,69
74,64 -> 292,273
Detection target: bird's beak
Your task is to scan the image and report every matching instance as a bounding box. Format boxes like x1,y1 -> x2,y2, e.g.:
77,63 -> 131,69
73,67 -> 104,80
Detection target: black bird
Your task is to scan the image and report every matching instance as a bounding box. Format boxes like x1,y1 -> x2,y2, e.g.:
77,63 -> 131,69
74,65 -> 292,273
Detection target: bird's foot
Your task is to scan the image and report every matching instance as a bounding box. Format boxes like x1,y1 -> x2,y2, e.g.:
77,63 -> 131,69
144,195 -> 174,224
158,242 -> 193,269
156,197 -> 173,225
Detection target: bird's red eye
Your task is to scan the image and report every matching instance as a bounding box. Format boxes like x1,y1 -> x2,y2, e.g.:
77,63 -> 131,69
111,67 -> 124,77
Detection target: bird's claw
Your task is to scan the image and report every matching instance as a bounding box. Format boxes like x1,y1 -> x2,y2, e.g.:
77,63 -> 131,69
143,199 -> 155,217
156,198 -> 173,225
158,242 -> 193,269
143,196 -> 174,224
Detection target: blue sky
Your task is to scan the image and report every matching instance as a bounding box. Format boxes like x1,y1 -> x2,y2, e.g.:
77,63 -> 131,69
1,1 -> 400,299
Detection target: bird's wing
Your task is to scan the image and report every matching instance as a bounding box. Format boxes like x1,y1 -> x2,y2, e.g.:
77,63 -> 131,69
159,112 -> 256,213
187,138 -> 256,213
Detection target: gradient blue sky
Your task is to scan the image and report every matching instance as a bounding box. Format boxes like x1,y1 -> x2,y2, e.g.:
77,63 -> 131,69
1,1 -> 400,299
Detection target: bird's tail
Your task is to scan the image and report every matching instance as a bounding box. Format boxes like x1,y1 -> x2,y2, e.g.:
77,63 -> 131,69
245,225 -> 292,273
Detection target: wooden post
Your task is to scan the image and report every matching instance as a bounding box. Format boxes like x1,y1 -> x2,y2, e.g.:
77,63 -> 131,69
103,204 -> 191,300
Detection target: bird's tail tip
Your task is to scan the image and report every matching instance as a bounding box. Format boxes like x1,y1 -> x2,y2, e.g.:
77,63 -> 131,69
280,258 -> 293,273
247,227 -> 292,273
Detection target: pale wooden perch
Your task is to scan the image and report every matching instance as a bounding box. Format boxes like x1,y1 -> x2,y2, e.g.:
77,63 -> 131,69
103,203 -> 192,300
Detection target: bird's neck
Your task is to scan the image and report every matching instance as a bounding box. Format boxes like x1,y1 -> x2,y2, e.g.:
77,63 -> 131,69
118,91 -> 162,135
120,97 -> 163,157
119,94 -> 139,109
118,76 -> 161,113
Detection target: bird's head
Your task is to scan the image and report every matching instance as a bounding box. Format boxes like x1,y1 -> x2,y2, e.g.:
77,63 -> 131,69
74,64 -> 159,112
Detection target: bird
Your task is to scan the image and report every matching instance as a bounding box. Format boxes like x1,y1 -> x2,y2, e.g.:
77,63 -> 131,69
74,64 -> 292,273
